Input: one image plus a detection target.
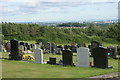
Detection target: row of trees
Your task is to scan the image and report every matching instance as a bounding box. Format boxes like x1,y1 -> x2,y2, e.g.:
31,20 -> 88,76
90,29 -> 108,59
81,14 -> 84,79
1,22 -> 119,44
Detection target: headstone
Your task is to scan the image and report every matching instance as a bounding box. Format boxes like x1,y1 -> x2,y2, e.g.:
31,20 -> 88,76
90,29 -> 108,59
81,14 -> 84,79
30,44 -> 33,48
44,42 -> 56,54
90,41 -> 101,56
80,43 -> 86,47
27,45 -> 30,50
92,46 -> 108,68
70,46 -> 77,52
62,49 -> 73,66
0,40 -> 2,52
34,49 -> 43,64
107,46 -> 117,58
5,41 -> 10,52
25,43 -> 28,47
24,46 -> 26,51
56,48 -> 61,54
9,39 -> 19,60
47,57 -> 56,65
32,44 -> 36,50
91,41 -> 109,68
117,46 -> 120,55
20,45 -> 24,52
55,45 -> 63,54
20,42 -> 24,46
77,47 -> 90,67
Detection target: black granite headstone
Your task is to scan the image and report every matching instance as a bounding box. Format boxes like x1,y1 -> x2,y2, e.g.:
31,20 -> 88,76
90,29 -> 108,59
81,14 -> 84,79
62,49 -> 73,66
20,42 -> 24,46
27,45 -> 30,50
10,39 -> 19,60
92,46 -> 108,68
25,43 -> 28,47
70,46 -> 77,52
117,46 -> 120,55
48,57 -> 56,65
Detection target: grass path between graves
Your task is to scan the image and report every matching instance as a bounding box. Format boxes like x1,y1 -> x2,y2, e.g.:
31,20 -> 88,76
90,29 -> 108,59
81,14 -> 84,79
1,52 -> 119,78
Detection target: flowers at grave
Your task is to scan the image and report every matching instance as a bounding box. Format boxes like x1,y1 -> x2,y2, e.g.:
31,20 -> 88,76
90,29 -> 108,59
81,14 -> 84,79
43,50 -> 49,54
22,54 -> 34,60
27,50 -> 33,53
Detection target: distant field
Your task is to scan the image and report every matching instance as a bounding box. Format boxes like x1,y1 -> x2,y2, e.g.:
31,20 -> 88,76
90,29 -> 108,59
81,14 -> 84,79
1,52 -> 118,78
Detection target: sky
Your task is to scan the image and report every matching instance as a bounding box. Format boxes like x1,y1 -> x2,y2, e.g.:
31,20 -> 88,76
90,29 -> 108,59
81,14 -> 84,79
0,0 -> 119,22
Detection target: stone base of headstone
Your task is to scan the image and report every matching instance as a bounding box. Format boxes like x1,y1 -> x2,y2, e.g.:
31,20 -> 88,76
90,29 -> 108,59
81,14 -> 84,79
92,66 -> 113,69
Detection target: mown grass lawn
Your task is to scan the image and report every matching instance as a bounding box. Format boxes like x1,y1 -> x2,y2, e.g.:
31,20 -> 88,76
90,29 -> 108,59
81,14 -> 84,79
1,52 -> 119,78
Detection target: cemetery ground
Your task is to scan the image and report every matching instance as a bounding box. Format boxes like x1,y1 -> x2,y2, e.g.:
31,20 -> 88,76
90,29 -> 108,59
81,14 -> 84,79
1,52 -> 119,78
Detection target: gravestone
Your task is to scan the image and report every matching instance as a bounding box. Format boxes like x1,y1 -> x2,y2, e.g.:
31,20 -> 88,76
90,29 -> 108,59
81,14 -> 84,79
25,43 -> 29,47
32,44 -> 36,50
117,46 -> 120,55
20,42 -> 24,46
55,45 -> 63,54
77,47 -> 90,67
62,49 -> 73,66
20,45 -> 24,52
0,40 -> 2,52
34,49 -> 43,64
5,41 -> 10,52
47,57 -> 56,65
92,46 -> 108,68
80,43 -> 86,47
9,39 -> 20,60
55,48 -> 61,54
27,45 -> 30,50
91,41 -> 109,68
107,46 -> 117,58
44,42 -> 56,54
77,43 -> 86,48
24,46 -> 26,51
70,46 -> 77,52
30,44 -> 33,48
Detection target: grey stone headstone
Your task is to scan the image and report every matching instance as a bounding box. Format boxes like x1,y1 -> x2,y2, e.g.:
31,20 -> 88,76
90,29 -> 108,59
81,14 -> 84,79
20,45 -> 24,51
0,40 -> 2,52
33,44 -> 36,50
55,48 -> 61,54
77,47 -> 90,67
34,49 -> 43,64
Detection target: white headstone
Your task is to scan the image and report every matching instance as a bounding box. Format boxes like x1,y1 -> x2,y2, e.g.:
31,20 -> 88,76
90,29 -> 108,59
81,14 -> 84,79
20,45 -> 24,51
56,48 -> 61,54
33,44 -> 37,50
77,47 -> 90,67
34,49 -> 43,64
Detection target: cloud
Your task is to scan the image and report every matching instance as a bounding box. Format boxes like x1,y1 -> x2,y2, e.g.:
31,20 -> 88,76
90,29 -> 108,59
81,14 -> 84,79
1,0 -> 119,16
